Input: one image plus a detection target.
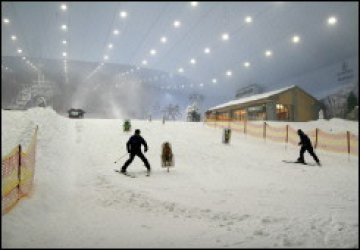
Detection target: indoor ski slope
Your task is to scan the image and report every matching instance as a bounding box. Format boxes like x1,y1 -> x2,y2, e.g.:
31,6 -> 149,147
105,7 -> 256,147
2,108 -> 358,248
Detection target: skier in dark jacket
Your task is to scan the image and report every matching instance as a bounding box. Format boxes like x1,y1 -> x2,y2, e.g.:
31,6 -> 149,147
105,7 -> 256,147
297,129 -> 321,166
121,129 -> 151,174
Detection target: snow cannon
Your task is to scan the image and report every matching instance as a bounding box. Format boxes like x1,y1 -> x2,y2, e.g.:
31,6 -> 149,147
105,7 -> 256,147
123,119 -> 131,132
161,142 -> 174,172
223,128 -> 231,144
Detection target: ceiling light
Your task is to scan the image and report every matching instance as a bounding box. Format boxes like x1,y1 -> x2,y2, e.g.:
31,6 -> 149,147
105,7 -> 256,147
160,36 -> 167,43
62,40 -> 67,44
190,58 -> 196,64
190,2 -> 198,7
60,4 -> 67,11
113,29 -> 119,35
178,68 -> 184,73
222,33 -> 229,41
104,55 -> 109,60
204,47 -> 211,54
292,35 -> 300,43
142,60 -> 148,65
245,16 -> 253,23
62,52 -> 67,57
173,20 -> 181,28
244,62 -> 250,67
11,35 -> 17,41
226,70 -> 232,76
120,11 -> 128,18
327,16 -> 337,25
150,49 -> 157,55
17,49 -> 22,54
61,24 -> 67,30
108,43 -> 113,49
265,50 -> 272,57
212,78 -> 217,83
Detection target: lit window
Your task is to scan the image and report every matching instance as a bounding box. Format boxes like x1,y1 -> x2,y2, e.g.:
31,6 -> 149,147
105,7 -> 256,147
212,78 -> 217,83
60,4 -> 67,11
327,16 -> 337,25
61,24 -> 67,30
204,47 -> 211,54
226,70 -> 232,76
113,29 -> 119,35
3,18 -> 10,23
190,2 -> 198,7
22,56 -> 26,60
245,16 -> 252,23
17,49 -> 22,54
244,62 -> 250,67
292,35 -> 300,43
142,60 -> 148,65
62,52 -> 67,57
62,40 -> 67,44
276,103 -> 289,120
108,43 -> 113,49
222,33 -> 229,41
11,35 -> 17,41
173,20 -> 181,28
199,83 -> 204,87
104,55 -> 109,60
150,49 -> 157,55
178,68 -> 184,73
190,58 -> 196,64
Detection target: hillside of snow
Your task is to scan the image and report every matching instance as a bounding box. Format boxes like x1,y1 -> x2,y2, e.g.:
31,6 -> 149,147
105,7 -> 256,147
1,108 -> 358,248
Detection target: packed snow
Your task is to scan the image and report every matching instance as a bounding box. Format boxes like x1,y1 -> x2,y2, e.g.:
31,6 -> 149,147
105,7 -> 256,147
1,107 -> 358,248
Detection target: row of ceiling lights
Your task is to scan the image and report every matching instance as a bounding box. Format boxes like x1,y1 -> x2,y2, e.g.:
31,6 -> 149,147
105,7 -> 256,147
59,3 -> 69,84
136,3 -> 338,88
3,3 -> 339,89
3,17 -> 39,72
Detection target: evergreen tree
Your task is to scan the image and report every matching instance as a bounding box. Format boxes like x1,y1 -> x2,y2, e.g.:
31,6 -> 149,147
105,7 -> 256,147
346,91 -> 358,114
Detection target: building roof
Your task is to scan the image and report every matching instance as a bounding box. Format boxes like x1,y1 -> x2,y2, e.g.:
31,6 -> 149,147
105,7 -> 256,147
208,85 -> 297,111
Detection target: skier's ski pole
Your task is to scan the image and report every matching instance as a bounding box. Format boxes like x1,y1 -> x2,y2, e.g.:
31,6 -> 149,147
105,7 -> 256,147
114,153 -> 128,163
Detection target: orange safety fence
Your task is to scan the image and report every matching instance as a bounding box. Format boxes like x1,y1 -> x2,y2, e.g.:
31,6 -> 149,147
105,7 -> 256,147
317,129 -> 348,154
266,124 -> 287,143
2,126 -> 38,215
349,133 -> 359,156
230,121 -> 245,133
204,120 -> 358,157
246,122 -> 263,138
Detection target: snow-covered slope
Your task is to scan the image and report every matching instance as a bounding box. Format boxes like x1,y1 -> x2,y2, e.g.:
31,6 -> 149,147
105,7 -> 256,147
1,108 -> 358,248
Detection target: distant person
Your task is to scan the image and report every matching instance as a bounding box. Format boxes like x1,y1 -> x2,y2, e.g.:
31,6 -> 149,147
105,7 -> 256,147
121,129 -> 151,174
296,129 -> 321,166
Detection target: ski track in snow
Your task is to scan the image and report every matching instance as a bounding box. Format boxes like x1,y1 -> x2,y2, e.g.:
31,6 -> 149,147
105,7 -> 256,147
1,108 -> 359,248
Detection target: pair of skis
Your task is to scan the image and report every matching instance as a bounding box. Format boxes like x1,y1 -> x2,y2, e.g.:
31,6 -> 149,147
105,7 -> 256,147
114,169 -> 150,178
282,160 -> 321,167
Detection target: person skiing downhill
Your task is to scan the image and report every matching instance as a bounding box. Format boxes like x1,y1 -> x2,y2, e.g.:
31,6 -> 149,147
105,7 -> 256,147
296,129 -> 321,166
121,129 -> 151,174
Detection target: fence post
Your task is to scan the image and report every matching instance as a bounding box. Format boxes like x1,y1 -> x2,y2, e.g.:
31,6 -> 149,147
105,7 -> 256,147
263,122 -> 267,141
347,131 -> 350,162
244,120 -> 247,134
17,144 -> 22,199
315,128 -> 319,149
285,125 -> 289,151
